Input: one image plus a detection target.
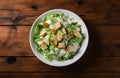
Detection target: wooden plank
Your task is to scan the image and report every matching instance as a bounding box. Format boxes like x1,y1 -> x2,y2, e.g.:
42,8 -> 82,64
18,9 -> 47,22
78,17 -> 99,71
0,57 -> 120,72
0,0 -> 119,25
0,26 -> 33,56
0,73 -> 120,78
0,26 -> 120,56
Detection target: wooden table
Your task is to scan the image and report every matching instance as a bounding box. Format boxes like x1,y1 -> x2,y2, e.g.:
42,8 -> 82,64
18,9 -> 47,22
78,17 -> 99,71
0,0 -> 120,78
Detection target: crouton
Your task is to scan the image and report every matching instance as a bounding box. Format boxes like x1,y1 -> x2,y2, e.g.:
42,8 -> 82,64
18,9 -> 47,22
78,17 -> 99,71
41,42 -> 47,49
42,22 -> 49,28
55,22 -> 62,30
51,29 -> 56,34
62,28 -> 66,34
57,31 -> 63,41
51,39 -> 57,46
67,33 -> 73,38
41,32 -> 47,37
58,43 -> 64,48
74,29 -> 80,37
45,35 -> 49,38
66,45 -> 73,52
40,29 -> 47,37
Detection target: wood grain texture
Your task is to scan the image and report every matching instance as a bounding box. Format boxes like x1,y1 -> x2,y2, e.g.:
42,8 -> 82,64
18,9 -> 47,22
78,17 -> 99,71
0,26 -> 33,56
0,26 -> 120,56
0,57 -> 120,72
0,0 -> 119,25
0,0 -> 120,77
0,73 -> 120,78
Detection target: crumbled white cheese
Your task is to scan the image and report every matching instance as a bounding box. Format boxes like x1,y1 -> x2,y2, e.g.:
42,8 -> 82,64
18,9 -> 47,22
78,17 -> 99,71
49,50 -> 54,54
64,52 -> 69,58
45,19 -> 51,24
72,43 -> 79,52
49,25 -> 54,29
57,18 -> 63,23
55,48 -> 59,52
67,18 -> 72,24
37,41 -> 43,45
59,49 -> 66,56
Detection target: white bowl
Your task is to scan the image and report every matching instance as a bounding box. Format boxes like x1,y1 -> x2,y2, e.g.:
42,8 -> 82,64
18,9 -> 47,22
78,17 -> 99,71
29,9 -> 89,67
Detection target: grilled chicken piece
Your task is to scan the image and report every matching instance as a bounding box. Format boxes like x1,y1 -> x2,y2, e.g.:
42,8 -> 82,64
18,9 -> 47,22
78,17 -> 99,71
42,22 -> 49,28
57,31 -> 63,41
51,39 -> 57,46
58,43 -> 64,48
40,29 -> 47,37
55,22 -> 62,30
67,33 -> 73,38
41,42 -> 47,49
74,29 -> 81,37
51,29 -> 56,34
66,45 -> 73,52
62,28 -> 66,34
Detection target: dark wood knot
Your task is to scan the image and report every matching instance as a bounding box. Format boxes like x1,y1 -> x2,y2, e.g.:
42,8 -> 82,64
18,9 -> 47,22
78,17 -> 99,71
110,51 -> 114,56
116,43 -> 120,48
31,5 -> 38,10
11,26 -> 17,30
76,0 -> 84,6
12,16 -> 24,24
7,56 -> 17,64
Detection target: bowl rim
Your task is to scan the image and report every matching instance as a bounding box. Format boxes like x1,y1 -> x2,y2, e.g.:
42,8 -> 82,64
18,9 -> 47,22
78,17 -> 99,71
29,9 -> 89,67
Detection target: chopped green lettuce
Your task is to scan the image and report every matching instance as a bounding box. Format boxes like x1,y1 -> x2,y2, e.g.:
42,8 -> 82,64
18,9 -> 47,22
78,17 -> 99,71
32,13 -> 84,61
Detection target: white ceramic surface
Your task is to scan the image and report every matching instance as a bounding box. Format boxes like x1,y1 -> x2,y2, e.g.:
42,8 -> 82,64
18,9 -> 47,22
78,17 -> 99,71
29,9 -> 89,67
